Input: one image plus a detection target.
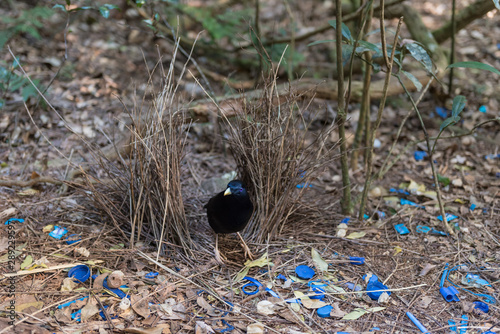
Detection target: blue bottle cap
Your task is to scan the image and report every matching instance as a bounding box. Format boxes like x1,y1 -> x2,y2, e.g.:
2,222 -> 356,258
295,265 -> 315,280
68,264 -> 90,283
317,305 -> 333,318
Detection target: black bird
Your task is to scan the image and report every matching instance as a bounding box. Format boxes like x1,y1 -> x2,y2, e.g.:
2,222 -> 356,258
204,180 -> 254,263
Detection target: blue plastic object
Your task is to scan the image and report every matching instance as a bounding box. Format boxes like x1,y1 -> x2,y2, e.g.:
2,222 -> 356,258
345,282 -> 362,291
49,226 -> 68,240
479,105 -> 487,113
4,218 -> 24,225
102,277 -> 129,299
440,286 -> 460,302
349,256 -> 365,265
71,309 -> 81,322
459,314 -> 468,334
364,275 -> 391,300
276,274 -> 287,281
400,198 -> 425,209
390,188 -> 410,195
465,273 -> 491,287
485,154 -> 500,160
295,265 -> 315,280
57,296 -> 88,309
145,272 -> 158,279
341,217 -> 351,224
473,301 -> 489,313
470,204 -> 476,211
309,286 -> 325,300
317,305 -> 333,318
394,224 -> 410,235
68,265 -> 90,283
241,276 -> 279,298
435,106 -> 448,118
296,182 -> 313,189
440,263 -> 449,288
414,151 -> 428,161
65,234 -> 81,245
448,319 -> 457,332
406,311 -> 429,333
437,213 -> 458,222
416,225 -> 447,236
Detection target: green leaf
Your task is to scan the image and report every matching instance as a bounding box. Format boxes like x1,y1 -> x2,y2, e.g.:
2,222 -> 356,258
311,248 -> 329,272
402,70 -> 423,91
404,42 -> 433,73
328,20 -> 353,42
439,115 -> 460,131
135,0 -> 146,7
437,174 -> 450,187
357,40 -> 380,53
22,82 -> 39,101
447,61 -> 500,76
451,95 -> 466,117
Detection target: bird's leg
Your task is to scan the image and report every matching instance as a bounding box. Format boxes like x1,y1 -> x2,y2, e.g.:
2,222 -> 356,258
214,234 -> 226,265
236,232 -> 255,260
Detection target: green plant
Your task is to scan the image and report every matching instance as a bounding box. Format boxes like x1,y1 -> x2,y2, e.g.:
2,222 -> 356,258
0,59 -> 42,108
0,6 -> 54,49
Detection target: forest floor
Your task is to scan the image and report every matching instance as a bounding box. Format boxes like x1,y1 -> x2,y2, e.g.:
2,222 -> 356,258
0,0 -> 499,333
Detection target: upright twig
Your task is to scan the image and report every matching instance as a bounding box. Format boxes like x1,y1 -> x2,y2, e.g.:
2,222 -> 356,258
358,16 -> 403,220
448,0 -> 457,94
335,0 -> 353,215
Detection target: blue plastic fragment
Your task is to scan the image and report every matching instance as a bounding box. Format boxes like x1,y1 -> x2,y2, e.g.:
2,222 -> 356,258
479,105 -> 487,113
345,282 -> 362,291
220,319 -> 235,333
376,211 -> 386,219
406,311 -> 429,333
296,182 -> 313,189
363,214 -> 369,219
394,223 -> 410,235
298,169 -> 306,178
473,301 -> 489,313
295,265 -> 315,280
417,225 -> 448,236
437,213 -> 458,222
497,172 -> 500,178
4,218 -> 24,225
57,296 -> 88,309
440,286 -> 460,302
400,198 -> 425,209
470,204 -> 476,211
65,234 -> 81,245
341,217 -> 351,224
370,328 -> 380,332
276,274 -> 287,281
349,256 -> 365,265
459,314 -> 468,334
440,263 -> 449,288
102,277 -> 129,299
71,309 -> 81,322
242,276 -> 280,298
435,106 -> 448,118
414,150 -> 428,161
364,274 -> 391,300
49,226 -> 68,240
448,319 -> 457,332
465,273 -> 491,287
99,305 -> 118,320
317,305 -> 333,318
68,265 -> 90,283
390,188 -> 410,195
485,154 -> 500,160
309,286 -> 325,300
145,272 -> 158,279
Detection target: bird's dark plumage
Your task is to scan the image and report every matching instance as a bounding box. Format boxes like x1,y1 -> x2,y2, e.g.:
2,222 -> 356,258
204,180 -> 253,234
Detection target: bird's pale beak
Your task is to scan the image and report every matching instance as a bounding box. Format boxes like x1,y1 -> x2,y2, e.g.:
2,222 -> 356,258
224,188 -> 232,196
